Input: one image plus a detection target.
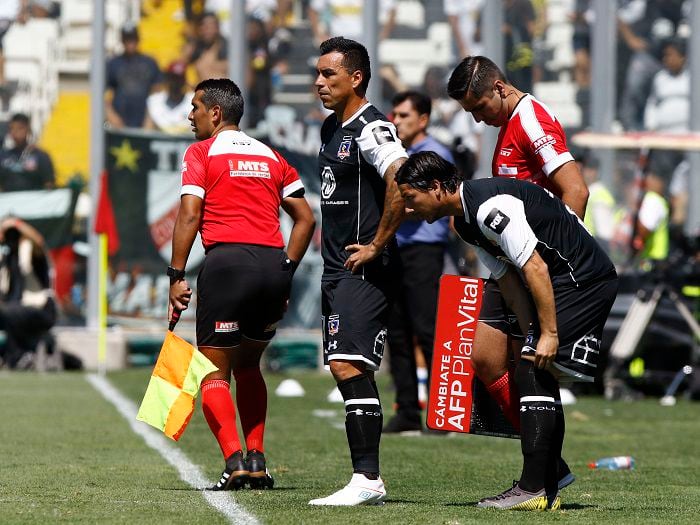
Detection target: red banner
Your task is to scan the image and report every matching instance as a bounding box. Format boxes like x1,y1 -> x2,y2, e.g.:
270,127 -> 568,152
427,275 -> 483,432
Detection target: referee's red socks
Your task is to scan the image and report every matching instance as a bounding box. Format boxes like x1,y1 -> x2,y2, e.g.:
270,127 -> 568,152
233,366 -> 267,453
202,379 -> 242,459
486,371 -> 521,432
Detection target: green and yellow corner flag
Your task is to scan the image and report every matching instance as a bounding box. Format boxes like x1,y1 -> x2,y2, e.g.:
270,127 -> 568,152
136,331 -> 218,441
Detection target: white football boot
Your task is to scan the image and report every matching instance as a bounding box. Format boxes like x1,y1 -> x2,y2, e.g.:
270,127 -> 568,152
309,473 -> 386,506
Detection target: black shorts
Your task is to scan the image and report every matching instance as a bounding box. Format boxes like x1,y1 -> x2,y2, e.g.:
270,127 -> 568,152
321,277 -> 390,371
479,278 -> 524,339
521,277 -> 619,382
196,244 -> 293,347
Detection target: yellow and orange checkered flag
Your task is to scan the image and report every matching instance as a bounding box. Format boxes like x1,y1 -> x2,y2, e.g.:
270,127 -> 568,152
136,322 -> 217,441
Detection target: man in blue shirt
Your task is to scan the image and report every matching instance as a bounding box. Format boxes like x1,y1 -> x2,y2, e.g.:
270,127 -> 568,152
384,91 -> 455,433
106,23 -> 162,129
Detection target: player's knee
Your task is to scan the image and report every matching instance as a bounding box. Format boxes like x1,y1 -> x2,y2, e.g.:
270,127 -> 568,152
329,359 -> 366,382
471,345 -> 508,384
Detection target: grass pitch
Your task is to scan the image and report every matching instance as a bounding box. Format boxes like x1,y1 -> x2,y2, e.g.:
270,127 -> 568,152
1,368 -> 699,524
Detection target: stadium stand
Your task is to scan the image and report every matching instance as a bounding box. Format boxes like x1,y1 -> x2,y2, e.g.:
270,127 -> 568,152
1,18 -> 60,134
58,0 -> 135,74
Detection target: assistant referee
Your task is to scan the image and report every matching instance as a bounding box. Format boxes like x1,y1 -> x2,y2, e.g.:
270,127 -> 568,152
169,78 -> 315,491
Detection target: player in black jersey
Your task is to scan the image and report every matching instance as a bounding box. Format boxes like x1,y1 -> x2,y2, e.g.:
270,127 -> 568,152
309,37 -> 408,506
396,151 -> 618,510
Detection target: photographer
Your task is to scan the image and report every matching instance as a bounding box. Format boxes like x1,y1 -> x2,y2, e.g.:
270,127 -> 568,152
0,217 -> 56,369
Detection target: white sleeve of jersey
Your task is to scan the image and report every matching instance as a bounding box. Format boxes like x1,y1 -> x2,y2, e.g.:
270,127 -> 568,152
473,245 -> 509,279
356,119 -> 408,178
476,194 -> 538,269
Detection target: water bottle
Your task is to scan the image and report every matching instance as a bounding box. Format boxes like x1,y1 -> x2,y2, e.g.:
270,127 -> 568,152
588,456 -> 636,470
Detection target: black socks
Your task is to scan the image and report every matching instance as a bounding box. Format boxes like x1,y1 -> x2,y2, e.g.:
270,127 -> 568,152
515,359 -> 564,495
337,374 -> 383,475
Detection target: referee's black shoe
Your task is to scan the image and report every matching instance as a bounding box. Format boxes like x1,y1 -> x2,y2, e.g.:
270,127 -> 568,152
246,450 -> 274,489
210,450 -> 249,491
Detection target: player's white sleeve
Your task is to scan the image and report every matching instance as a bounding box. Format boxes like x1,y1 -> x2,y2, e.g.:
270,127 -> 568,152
180,144 -> 205,198
282,179 -> 304,198
476,195 -> 538,269
356,120 -> 408,178
473,245 -> 509,279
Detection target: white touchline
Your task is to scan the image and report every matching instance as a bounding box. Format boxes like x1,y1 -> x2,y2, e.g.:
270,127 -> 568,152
86,374 -> 259,525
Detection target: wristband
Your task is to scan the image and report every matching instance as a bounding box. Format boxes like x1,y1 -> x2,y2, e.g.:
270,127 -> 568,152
281,257 -> 299,272
167,266 -> 186,281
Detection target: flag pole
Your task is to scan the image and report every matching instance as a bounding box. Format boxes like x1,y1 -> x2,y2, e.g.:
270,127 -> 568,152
87,0 -> 106,335
97,233 -> 108,376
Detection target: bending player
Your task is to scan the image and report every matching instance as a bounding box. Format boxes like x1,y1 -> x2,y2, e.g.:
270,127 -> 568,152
446,55 -> 589,488
397,151 -> 617,509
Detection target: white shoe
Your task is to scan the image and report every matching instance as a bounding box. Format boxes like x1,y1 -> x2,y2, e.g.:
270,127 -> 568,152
309,474 -> 386,506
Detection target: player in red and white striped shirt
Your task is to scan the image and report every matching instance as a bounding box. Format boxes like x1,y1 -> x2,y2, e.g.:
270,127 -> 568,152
169,79 -> 315,491
446,56 -> 589,508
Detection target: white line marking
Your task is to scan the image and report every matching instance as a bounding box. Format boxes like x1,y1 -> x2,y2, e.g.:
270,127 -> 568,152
86,373 -> 259,525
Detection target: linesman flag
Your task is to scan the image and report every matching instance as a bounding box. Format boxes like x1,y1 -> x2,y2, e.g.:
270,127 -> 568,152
136,330 -> 218,440
94,170 -> 120,255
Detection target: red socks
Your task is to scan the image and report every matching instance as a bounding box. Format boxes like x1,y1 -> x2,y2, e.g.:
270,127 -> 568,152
486,371 -> 521,432
201,379 -> 241,459
233,367 -> 267,453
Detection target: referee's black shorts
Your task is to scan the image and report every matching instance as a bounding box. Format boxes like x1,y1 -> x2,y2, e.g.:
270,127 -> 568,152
321,277 -> 391,371
196,243 -> 293,348
479,278 -> 524,338
521,276 -> 619,382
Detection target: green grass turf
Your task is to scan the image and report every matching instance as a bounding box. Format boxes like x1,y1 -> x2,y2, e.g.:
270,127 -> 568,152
2,368 -> 700,524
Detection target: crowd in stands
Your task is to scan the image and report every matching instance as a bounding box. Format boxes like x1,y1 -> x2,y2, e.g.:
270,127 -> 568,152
0,0 -> 697,345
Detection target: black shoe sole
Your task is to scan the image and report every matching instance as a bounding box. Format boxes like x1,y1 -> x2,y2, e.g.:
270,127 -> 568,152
248,472 -> 274,489
209,471 -> 249,491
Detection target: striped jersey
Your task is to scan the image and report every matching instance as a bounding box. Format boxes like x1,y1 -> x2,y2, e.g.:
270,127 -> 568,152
453,178 -> 615,288
180,129 -> 303,249
318,103 -> 408,279
493,94 -> 574,195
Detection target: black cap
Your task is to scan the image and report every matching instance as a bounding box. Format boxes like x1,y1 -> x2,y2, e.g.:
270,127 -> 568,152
121,22 -> 139,41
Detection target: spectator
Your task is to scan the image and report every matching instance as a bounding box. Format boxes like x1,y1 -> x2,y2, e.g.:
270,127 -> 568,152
617,0 -> 685,131
26,0 -> 59,18
0,113 -> 55,191
383,90 -> 453,434
422,66 -> 482,179
0,217 -> 56,370
444,0 -> 484,63
503,0 -> 536,93
203,1 -> 293,96
668,158 -> 689,248
106,23 -> 162,129
571,0 -> 592,127
308,0 -> 397,45
145,61 -> 194,135
246,16 -> 272,128
182,11 -> 228,83
644,39 -> 689,134
378,63 -> 408,113
182,0 -> 205,41
205,0 -> 290,37
644,38 -> 689,179
579,154 -> 618,254
634,171 -> 669,265
0,0 -> 25,96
